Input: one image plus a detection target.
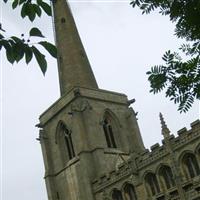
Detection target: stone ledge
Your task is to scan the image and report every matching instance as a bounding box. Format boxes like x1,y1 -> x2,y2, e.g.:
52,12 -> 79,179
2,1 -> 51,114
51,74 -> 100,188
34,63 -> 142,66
39,86 -> 128,125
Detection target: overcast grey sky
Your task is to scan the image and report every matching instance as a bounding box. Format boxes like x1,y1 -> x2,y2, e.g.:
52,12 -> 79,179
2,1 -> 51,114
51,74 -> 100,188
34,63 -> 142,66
1,1 -> 199,200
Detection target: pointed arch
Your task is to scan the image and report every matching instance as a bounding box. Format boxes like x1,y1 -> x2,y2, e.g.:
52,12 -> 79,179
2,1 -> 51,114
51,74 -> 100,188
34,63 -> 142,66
123,183 -> 137,200
182,152 -> 200,179
55,120 -> 65,144
195,143 -> 200,155
55,121 -> 75,161
104,109 -> 121,127
158,165 -> 175,189
102,109 -> 119,148
112,189 -> 123,200
144,172 -> 160,196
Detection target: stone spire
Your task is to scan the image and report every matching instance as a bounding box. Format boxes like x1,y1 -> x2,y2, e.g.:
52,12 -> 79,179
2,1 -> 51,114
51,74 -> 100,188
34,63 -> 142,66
159,113 -> 170,138
52,0 -> 98,95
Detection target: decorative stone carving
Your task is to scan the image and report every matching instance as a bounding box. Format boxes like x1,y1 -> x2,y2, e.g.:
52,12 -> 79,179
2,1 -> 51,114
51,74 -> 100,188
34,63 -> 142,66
73,88 -> 81,97
71,99 -> 92,113
102,191 -> 110,200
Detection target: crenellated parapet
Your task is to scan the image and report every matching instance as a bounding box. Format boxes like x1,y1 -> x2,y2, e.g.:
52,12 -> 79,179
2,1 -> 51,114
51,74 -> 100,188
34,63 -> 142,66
92,160 -> 134,193
135,119 -> 200,170
92,119 -> 200,198
136,146 -> 168,170
171,119 -> 200,150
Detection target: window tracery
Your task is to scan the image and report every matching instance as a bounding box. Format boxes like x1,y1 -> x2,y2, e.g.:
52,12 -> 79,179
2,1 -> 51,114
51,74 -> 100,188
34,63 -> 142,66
158,165 -> 175,189
145,173 -> 160,196
182,153 -> 200,179
112,189 -> 123,200
56,122 -> 76,162
63,126 -> 75,160
124,183 -> 137,200
103,114 -> 117,148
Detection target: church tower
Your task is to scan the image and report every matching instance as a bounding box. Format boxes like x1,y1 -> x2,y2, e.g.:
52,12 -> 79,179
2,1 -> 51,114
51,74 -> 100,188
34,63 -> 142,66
38,1 -> 145,199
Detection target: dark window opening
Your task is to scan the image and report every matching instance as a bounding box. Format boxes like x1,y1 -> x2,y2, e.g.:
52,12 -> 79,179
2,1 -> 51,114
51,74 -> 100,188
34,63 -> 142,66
112,189 -> 123,200
183,153 -> 200,178
157,196 -> 165,200
124,184 -> 137,200
103,118 -> 117,148
56,192 -> 60,200
145,173 -> 160,196
63,126 -> 75,160
159,166 -> 175,189
61,18 -> 66,23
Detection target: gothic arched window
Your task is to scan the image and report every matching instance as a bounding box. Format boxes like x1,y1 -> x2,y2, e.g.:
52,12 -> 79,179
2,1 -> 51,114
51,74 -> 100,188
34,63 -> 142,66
103,117 -> 117,148
145,173 -> 160,196
182,153 -> 200,179
124,184 -> 137,200
56,122 -> 76,162
158,165 -> 175,189
62,125 -> 75,160
112,189 -> 123,200
196,145 -> 200,159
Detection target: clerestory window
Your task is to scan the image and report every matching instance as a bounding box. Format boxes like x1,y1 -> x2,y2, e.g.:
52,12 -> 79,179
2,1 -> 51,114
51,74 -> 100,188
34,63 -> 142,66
124,184 -> 137,200
182,153 -> 200,179
145,173 -> 160,196
159,165 -> 175,189
112,189 -> 123,200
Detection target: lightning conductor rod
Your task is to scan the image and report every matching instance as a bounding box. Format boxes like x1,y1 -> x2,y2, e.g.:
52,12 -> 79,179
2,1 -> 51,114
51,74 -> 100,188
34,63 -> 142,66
51,0 -> 98,96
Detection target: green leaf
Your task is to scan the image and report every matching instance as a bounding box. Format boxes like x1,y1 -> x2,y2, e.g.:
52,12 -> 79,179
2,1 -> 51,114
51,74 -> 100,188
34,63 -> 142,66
29,27 -> 45,38
0,39 -> 11,51
12,0 -> 19,9
32,46 -> 47,75
0,34 -> 4,39
38,0 -> 52,16
24,45 -> 33,64
10,40 -> 25,63
21,3 -> 27,18
39,41 -> 57,58
20,2 -> 36,21
11,36 -> 23,43
27,3 -> 36,21
19,0 -> 26,5
6,49 -> 15,64
33,4 -> 42,17
5,42 -> 15,64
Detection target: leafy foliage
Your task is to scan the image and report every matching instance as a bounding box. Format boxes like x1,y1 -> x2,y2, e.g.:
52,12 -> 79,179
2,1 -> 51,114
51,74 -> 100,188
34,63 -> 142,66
1,0 -> 56,75
147,48 -> 200,113
4,0 -> 52,21
131,0 -> 200,112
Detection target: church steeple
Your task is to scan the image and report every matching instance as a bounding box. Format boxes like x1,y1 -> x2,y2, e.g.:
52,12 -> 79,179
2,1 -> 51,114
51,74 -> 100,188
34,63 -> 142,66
52,0 -> 98,95
39,3 -> 145,200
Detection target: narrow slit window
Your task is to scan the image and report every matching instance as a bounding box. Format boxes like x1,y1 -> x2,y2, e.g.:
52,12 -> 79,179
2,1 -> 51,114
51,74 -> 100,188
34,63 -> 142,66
103,118 -> 117,148
63,126 -> 75,160
56,192 -> 60,200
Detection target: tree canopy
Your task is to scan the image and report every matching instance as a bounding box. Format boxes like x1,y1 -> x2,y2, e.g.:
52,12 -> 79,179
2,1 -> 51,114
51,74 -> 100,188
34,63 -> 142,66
131,0 -> 200,112
1,0 -> 57,75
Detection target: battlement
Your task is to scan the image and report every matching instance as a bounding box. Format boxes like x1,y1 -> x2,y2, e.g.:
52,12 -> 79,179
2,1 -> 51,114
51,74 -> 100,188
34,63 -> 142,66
92,160 -> 133,192
92,119 -> 200,193
136,119 -> 200,169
